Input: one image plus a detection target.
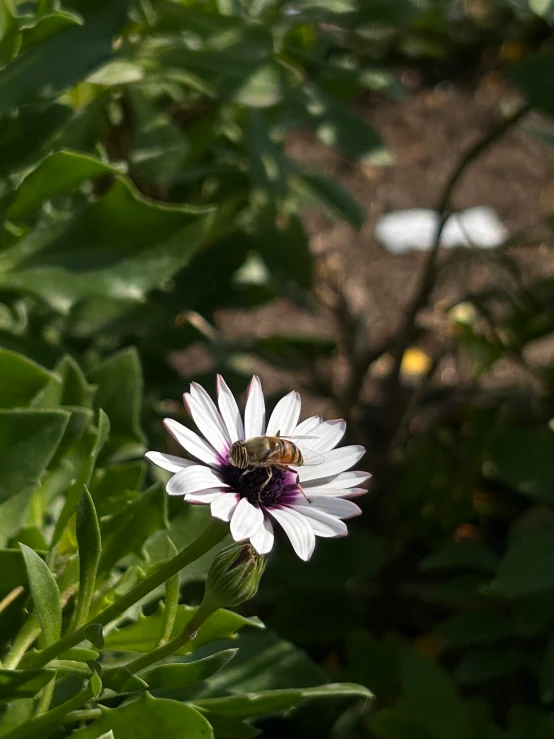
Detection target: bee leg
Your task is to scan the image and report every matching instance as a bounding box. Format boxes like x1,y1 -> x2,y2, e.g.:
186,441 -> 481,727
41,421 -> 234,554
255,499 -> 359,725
280,465 -> 310,503
258,466 -> 273,493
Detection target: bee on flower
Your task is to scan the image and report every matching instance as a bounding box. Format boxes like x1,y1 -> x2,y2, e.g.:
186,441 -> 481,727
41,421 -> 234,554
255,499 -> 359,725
146,375 -> 369,561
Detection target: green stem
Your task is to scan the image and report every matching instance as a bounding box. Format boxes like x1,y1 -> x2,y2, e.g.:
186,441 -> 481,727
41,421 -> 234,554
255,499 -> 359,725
119,598 -> 217,675
0,686 -> 93,739
24,521 -> 227,670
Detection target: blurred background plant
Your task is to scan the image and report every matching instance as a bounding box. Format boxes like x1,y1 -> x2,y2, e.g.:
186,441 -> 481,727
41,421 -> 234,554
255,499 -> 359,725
3,0 -> 554,736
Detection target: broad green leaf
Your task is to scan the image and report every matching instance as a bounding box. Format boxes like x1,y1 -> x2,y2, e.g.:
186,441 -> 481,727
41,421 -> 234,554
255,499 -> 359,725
58,648 -> 99,662
0,0 -> 128,114
202,712 -> 259,739
397,646 -> 470,739
530,0 -> 554,20
20,10 -> 83,51
53,355 -> 96,409
0,103 -> 71,176
512,49 -> 554,119
73,693 -> 213,739
7,150 -> 126,219
74,488 -> 101,628
455,646 -> 526,686
104,603 -> 262,654
0,548 -> 30,597
98,483 -> 166,573
90,461 -> 145,518
0,0 -> 21,69
0,178 -> 214,313
419,541 -> 499,573
245,109 -> 288,205
20,544 -> 61,646
293,172 -> 365,230
491,524 -> 554,596
435,610 -> 512,648
51,409 -> 109,545
102,667 -> 149,694
90,348 -> 144,461
487,428 -> 554,501
0,409 -> 69,503
0,349 -> 53,409
141,650 -> 237,690
193,683 -> 373,719
289,85 -> 388,164
0,669 -> 54,702
128,88 -> 189,189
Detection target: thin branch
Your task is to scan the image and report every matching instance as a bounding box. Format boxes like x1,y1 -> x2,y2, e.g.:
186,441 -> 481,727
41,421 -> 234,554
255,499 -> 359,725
382,102 -> 531,438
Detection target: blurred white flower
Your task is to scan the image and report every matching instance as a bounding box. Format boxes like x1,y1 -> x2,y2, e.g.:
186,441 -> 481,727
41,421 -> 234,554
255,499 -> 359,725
146,375 -> 369,561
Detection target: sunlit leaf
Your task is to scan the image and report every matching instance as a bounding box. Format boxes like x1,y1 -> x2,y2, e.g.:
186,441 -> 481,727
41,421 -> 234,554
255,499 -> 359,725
20,544 -> 61,646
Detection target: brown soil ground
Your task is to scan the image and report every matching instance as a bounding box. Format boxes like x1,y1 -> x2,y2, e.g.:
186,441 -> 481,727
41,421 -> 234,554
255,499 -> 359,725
179,72 -> 554,415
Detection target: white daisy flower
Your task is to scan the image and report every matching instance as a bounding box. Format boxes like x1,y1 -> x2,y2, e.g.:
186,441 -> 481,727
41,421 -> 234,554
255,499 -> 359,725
146,375 -> 369,561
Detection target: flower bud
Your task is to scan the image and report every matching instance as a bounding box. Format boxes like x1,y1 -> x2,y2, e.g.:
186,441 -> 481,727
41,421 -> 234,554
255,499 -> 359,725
204,543 -> 266,609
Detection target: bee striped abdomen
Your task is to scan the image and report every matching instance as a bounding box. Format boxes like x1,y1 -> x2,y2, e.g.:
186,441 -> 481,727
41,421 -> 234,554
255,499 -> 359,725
228,441 -> 249,468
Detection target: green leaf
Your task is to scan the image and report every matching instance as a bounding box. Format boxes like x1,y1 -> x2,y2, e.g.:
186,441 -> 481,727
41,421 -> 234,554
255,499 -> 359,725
244,109 -> 288,205
0,409 -> 69,503
529,0 -> 554,21
0,0 -> 128,114
194,683 -> 373,719
455,646 -> 525,685
512,49 -> 554,119
487,428 -> 554,501
491,524 -> 554,596
158,536 -> 179,646
255,215 -> 312,291
51,409 -> 109,545
435,610 -> 512,648
52,355 -> 96,409
6,150 -> 126,219
0,669 -> 55,702
0,178 -> 214,313
20,544 -> 61,646
250,335 -> 335,369
58,648 -> 99,662
90,461 -> 145,518
396,646 -> 471,739
0,102 -> 71,176
0,548 -> 29,597
128,89 -> 189,189
102,667 -> 149,694
90,348 -> 144,461
419,541 -> 499,573
20,10 -> 83,52
141,650 -> 237,690
289,85 -> 388,164
74,488 -> 101,628
98,483 -> 166,573
293,172 -> 365,230
0,0 -> 21,69
0,349 -> 54,409
201,712 -> 259,739
104,603 -> 262,654
84,624 -> 104,650
71,693 -> 213,739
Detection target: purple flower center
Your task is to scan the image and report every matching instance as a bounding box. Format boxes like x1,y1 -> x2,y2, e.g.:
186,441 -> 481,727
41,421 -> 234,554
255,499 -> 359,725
222,463 -> 298,508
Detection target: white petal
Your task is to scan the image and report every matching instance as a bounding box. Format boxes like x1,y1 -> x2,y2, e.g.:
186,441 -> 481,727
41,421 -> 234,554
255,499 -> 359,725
309,495 -> 362,519
217,375 -> 244,443
298,445 -> 366,482
307,419 -> 346,453
304,487 -> 367,498
185,390 -> 230,455
166,465 -> 229,496
164,419 -> 221,467
288,502 -> 347,538
269,506 -> 316,561
303,470 -> 371,490
145,451 -> 195,473
184,490 -> 222,503
266,391 -> 301,437
294,415 -> 322,435
250,517 -> 274,554
230,498 -> 264,541
211,493 -> 240,521
244,375 -> 265,439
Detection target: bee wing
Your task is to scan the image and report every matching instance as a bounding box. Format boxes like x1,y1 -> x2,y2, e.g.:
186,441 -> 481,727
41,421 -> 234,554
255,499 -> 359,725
278,434 -> 319,440
296,445 -> 325,466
